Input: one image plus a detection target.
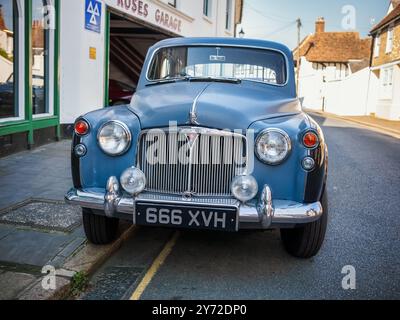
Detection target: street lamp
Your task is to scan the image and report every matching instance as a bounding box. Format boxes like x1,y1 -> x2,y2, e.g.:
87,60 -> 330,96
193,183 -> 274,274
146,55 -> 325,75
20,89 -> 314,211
238,28 -> 245,38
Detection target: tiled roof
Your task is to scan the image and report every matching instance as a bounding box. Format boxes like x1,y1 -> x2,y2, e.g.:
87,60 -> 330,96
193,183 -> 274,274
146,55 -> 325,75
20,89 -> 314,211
370,3 -> 400,33
294,32 -> 372,63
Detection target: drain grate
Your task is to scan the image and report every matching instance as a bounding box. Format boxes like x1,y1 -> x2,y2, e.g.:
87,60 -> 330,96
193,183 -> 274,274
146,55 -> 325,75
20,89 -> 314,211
83,266 -> 143,300
0,199 -> 82,232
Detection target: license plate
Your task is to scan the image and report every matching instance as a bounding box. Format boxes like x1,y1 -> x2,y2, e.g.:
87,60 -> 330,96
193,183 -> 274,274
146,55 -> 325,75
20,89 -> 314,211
135,202 -> 238,232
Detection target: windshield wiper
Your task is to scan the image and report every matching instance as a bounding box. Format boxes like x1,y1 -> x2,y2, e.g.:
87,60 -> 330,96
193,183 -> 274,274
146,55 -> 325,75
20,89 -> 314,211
186,76 -> 241,84
146,76 -> 241,87
145,79 -> 179,87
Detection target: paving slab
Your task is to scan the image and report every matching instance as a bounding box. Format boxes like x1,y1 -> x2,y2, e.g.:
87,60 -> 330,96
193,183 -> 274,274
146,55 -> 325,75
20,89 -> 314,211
17,276 -> 70,300
0,272 -> 37,300
0,200 -> 81,232
0,229 -> 70,267
0,225 -> 15,240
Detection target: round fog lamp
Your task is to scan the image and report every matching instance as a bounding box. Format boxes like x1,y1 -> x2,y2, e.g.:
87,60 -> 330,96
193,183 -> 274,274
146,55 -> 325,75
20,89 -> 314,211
231,175 -> 258,202
302,157 -> 315,171
120,167 -> 146,195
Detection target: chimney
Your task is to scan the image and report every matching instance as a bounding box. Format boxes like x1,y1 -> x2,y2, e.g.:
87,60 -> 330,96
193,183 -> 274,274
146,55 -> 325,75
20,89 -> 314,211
315,17 -> 325,34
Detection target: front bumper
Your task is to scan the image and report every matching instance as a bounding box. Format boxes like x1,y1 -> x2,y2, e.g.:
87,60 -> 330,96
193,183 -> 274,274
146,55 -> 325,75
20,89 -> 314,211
65,177 -> 323,230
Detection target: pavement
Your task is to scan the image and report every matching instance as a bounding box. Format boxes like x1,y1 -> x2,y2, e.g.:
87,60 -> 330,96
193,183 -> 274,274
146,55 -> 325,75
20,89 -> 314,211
0,140 -> 134,300
80,114 -> 400,300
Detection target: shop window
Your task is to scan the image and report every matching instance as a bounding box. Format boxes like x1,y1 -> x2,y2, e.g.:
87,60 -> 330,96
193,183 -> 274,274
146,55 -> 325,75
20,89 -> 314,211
0,0 -> 18,119
32,0 -> 50,115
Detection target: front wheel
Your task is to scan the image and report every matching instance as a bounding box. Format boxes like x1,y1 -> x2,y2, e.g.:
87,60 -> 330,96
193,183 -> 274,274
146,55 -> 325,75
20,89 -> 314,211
82,208 -> 119,245
280,191 -> 328,259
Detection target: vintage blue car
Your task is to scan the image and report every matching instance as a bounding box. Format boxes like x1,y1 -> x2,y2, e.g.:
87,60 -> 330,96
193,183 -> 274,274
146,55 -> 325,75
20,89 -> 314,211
66,37 -> 328,258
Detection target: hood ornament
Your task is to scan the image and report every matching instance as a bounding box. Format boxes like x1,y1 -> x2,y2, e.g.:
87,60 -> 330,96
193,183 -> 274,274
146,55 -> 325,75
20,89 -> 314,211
189,111 -> 199,125
188,85 -> 210,125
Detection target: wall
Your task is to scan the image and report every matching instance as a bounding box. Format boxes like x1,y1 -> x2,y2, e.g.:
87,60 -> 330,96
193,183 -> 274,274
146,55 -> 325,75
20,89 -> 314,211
59,0 -> 105,124
298,57 -> 324,110
323,68 -> 379,116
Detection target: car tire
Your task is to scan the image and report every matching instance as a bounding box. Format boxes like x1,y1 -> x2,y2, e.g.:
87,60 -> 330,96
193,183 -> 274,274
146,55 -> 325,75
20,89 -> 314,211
82,208 -> 119,245
280,191 -> 328,259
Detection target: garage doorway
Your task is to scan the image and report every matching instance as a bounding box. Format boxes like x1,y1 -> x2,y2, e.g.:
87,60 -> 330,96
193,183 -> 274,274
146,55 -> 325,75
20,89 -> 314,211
105,11 -> 173,106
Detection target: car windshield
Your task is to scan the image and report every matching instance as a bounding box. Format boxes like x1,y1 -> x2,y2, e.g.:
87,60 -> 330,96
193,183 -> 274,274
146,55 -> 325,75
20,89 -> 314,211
147,46 -> 287,85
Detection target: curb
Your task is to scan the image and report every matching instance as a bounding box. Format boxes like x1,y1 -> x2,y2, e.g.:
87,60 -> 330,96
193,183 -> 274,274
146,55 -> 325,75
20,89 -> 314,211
307,110 -> 400,139
17,225 -> 137,300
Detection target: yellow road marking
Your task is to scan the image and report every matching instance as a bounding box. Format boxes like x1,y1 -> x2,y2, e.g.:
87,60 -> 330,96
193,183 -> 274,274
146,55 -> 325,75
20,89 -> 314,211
130,231 -> 180,300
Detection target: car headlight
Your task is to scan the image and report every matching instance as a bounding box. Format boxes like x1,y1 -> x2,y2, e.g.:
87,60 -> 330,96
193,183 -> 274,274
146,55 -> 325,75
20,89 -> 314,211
231,175 -> 258,202
255,128 -> 291,165
98,121 -> 131,156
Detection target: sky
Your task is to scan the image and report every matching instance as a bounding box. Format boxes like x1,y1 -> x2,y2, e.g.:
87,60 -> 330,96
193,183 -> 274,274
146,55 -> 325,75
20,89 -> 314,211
237,0 -> 389,49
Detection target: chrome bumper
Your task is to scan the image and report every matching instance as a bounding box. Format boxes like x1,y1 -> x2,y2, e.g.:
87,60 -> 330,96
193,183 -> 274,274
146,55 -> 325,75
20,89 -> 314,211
65,177 -> 323,229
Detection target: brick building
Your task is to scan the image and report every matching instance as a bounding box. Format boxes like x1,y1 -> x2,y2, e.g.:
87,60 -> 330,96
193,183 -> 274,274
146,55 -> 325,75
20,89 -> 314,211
370,0 -> 400,120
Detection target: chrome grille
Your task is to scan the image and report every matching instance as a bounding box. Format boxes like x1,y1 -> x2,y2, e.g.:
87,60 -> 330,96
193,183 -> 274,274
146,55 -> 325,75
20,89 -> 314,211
138,128 -> 247,196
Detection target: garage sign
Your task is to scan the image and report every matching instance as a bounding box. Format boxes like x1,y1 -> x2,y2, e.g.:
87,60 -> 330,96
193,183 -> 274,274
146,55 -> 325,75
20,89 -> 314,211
85,0 -> 102,33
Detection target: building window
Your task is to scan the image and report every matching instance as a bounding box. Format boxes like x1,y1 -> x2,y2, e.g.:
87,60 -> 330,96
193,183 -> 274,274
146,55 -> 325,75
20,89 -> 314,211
225,0 -> 232,30
386,25 -> 394,53
374,34 -> 381,58
168,0 -> 177,8
203,0 -> 212,17
32,0 -> 51,115
0,0 -> 18,119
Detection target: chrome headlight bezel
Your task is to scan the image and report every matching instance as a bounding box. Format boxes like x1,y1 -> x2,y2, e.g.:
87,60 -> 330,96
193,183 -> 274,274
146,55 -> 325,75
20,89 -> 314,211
255,128 -> 292,165
97,120 -> 132,156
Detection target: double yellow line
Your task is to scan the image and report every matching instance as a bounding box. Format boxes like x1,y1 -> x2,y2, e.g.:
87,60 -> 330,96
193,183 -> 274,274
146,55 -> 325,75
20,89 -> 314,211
130,231 -> 180,300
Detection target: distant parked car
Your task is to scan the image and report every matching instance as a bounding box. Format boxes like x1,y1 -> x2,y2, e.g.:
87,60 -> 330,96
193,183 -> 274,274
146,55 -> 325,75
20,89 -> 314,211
0,74 -> 45,116
109,79 -> 135,106
66,37 -> 328,259
0,74 -> 15,117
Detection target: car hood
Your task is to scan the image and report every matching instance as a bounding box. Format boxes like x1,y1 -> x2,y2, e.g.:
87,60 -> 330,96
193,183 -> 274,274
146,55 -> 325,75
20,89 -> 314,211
129,81 -> 300,130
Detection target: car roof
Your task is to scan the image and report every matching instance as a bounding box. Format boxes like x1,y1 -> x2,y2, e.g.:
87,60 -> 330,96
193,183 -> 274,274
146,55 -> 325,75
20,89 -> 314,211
150,37 -> 293,58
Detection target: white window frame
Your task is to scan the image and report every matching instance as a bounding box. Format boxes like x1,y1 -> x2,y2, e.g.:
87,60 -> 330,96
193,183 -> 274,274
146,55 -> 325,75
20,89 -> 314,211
32,0 -> 55,119
374,34 -> 381,58
386,24 -> 394,54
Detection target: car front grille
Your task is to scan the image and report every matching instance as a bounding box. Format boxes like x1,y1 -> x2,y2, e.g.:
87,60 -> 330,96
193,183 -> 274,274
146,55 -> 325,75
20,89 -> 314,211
137,127 -> 247,196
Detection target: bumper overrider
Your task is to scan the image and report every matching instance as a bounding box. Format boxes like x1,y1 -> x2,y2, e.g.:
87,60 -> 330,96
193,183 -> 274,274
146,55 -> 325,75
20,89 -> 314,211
65,176 -> 323,230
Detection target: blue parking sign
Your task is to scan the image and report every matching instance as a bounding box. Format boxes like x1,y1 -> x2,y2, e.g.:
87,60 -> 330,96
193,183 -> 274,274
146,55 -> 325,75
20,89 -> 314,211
85,0 -> 102,33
